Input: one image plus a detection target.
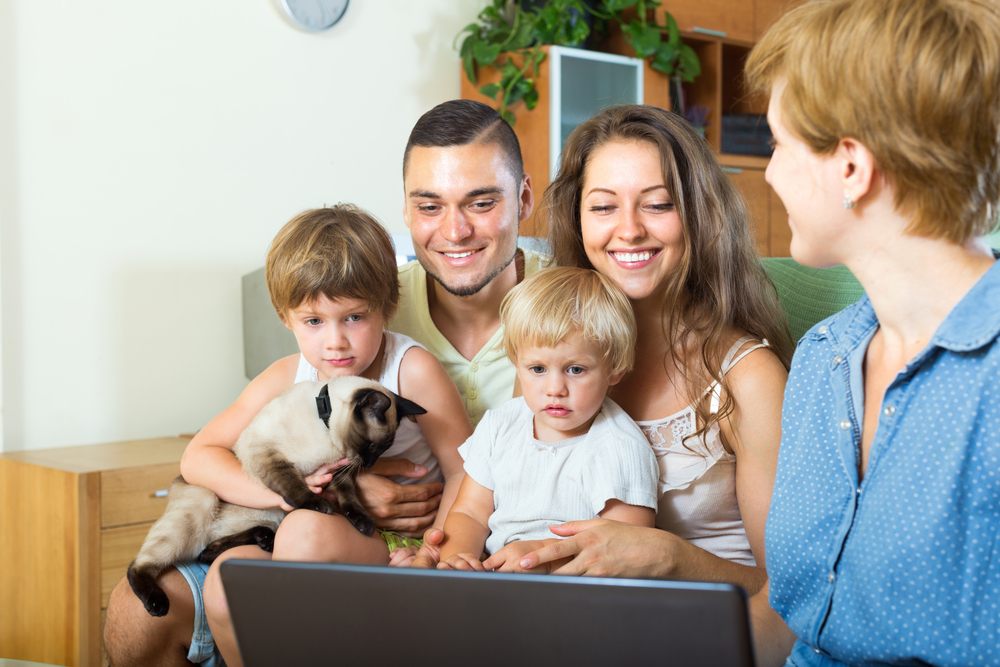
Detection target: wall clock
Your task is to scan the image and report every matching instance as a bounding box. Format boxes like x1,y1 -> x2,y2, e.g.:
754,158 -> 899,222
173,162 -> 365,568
280,0 -> 350,32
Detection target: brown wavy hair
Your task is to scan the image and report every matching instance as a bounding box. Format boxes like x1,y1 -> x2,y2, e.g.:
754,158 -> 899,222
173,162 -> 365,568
266,204 -> 400,321
544,105 -> 792,448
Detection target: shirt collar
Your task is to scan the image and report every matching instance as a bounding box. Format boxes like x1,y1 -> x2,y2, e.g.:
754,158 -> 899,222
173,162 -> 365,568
932,254 -> 1000,351
820,253 -> 1000,353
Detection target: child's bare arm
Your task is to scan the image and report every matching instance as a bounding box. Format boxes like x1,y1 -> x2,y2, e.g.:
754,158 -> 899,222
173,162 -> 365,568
437,475 -> 494,570
180,354 -> 297,509
398,347 -> 472,530
598,499 -> 656,527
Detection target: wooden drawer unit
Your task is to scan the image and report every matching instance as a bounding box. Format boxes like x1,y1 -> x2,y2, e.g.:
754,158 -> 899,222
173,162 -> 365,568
0,437 -> 189,667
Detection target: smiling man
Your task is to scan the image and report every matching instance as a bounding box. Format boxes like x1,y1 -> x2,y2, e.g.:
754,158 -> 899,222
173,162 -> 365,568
392,99 -> 550,426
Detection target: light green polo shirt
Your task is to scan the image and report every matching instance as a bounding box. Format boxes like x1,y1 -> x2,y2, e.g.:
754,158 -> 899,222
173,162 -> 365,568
389,249 -> 550,426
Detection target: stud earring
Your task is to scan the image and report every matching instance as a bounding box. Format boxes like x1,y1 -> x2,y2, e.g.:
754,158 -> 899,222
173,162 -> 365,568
843,194 -> 856,210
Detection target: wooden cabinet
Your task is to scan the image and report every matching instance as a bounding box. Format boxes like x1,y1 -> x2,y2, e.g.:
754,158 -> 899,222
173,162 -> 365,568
0,437 -> 189,667
723,157 -> 791,257
660,1 -> 756,43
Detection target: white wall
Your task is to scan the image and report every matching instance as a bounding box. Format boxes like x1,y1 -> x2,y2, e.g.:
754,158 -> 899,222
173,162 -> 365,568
1,0 -> 483,451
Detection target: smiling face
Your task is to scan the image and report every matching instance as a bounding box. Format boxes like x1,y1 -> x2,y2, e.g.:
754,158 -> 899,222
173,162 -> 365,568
580,139 -> 685,306
282,295 -> 385,382
515,331 -> 622,442
403,141 -> 530,297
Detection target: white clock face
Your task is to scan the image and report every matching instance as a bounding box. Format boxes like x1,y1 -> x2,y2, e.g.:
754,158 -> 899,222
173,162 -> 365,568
280,0 -> 350,32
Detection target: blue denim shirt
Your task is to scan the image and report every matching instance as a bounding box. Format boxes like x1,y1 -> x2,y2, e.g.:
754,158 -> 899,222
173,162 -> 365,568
767,258 -> 1000,667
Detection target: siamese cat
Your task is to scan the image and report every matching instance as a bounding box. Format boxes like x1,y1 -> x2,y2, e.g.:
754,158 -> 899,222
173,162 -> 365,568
127,375 -> 425,616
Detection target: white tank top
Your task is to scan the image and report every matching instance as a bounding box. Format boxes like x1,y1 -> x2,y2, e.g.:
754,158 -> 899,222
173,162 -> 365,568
293,330 -> 441,484
634,336 -> 769,566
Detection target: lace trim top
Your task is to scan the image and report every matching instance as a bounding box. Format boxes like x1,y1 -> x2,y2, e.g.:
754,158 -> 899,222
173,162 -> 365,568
634,336 -> 769,566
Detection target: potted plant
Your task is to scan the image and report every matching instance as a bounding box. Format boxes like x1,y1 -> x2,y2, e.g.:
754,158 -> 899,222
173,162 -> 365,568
457,0 -> 701,124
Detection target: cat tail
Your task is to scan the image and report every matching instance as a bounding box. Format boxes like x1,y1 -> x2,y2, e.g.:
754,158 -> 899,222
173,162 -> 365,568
127,478 -> 220,617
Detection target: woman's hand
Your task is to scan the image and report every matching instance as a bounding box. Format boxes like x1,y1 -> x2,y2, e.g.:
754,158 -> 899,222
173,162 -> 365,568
356,457 -> 443,535
517,519 -> 677,578
482,539 -> 565,573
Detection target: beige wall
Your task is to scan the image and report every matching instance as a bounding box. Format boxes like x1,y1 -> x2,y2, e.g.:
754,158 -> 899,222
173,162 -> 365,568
0,0 -> 482,451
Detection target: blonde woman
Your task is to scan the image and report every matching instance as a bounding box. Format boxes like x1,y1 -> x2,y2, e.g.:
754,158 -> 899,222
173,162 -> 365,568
744,0 -> 1000,664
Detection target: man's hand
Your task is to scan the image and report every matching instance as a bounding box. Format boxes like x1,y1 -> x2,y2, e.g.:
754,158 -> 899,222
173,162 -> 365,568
356,457 -> 443,535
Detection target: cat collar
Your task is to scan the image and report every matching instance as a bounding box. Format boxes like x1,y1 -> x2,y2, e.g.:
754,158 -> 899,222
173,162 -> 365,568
315,385 -> 332,428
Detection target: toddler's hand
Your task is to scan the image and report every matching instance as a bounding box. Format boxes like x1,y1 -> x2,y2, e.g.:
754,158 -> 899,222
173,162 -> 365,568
437,552 -> 485,571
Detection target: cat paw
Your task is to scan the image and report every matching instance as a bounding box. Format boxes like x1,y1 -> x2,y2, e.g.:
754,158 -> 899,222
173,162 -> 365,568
128,566 -> 170,617
253,526 -> 275,553
345,511 -> 376,537
301,496 -> 336,515
143,590 -> 170,617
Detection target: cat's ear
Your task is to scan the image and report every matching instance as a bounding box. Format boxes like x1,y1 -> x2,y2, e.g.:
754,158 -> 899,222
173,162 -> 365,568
392,392 -> 427,418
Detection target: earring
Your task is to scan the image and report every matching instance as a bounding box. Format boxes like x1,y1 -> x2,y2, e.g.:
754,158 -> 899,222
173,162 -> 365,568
843,193 -> 856,210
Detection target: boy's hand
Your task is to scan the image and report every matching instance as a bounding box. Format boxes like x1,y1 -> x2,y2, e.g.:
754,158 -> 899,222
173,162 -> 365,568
387,528 -> 444,568
304,458 -> 351,494
357,457 -> 443,535
437,552 -> 486,571
483,539 -> 563,573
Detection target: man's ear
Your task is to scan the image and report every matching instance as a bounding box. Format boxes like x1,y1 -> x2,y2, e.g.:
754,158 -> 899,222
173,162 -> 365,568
836,137 -> 876,207
518,174 -> 535,223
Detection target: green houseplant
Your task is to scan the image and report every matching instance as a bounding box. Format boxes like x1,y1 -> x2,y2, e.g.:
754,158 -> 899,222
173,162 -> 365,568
458,0 -> 701,124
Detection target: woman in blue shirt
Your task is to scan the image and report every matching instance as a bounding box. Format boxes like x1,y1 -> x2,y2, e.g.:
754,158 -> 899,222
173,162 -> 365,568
744,0 -> 1000,665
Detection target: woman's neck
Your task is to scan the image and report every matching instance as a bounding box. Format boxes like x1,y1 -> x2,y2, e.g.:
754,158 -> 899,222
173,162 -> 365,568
846,224 -> 994,354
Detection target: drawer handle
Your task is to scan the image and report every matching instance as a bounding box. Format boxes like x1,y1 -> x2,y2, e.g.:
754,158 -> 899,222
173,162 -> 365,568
722,166 -> 744,174
692,26 -> 727,38
151,488 -> 169,499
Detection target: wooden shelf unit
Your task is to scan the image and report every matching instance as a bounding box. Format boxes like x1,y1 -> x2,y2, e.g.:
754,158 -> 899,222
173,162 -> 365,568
0,437 -> 190,667
459,0 -> 802,256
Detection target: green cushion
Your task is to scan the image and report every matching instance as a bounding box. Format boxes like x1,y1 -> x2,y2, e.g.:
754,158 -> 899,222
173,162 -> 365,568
761,257 -> 865,342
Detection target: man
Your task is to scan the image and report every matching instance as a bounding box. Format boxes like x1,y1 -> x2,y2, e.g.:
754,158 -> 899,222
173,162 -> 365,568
103,99 -> 547,666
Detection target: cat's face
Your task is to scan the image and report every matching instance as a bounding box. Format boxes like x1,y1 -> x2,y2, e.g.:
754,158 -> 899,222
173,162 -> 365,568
323,376 -> 427,467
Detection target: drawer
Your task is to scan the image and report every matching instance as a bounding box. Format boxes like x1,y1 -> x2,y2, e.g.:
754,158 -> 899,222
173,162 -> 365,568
101,463 -> 179,527
101,523 -> 152,608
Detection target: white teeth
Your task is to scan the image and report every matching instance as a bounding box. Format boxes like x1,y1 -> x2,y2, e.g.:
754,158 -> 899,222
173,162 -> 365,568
611,250 -> 655,263
444,251 -> 474,258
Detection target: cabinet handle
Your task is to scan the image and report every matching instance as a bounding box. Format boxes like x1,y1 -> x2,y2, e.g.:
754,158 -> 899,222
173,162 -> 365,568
722,166 -> 744,175
151,488 -> 169,498
692,26 -> 727,38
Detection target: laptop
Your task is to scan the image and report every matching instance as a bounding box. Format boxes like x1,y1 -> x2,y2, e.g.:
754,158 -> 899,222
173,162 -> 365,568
221,560 -> 756,667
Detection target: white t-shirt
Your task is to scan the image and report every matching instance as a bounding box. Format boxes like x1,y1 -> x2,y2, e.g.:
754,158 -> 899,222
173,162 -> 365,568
459,396 -> 658,555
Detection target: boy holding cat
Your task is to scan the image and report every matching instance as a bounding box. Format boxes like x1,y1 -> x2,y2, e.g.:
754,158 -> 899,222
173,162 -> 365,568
132,205 -> 472,667
417,267 -> 659,571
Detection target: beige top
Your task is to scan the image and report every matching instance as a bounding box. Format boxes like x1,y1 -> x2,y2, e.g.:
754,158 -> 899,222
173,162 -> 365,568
389,249 -> 550,426
635,337 -> 769,567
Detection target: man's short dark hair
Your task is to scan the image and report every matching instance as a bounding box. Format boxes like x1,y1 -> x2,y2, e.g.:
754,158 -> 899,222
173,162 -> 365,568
402,99 -> 524,182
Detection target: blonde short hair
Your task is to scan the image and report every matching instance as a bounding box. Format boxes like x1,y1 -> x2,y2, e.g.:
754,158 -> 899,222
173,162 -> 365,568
500,267 -> 636,376
745,0 -> 1000,243
265,205 -> 400,319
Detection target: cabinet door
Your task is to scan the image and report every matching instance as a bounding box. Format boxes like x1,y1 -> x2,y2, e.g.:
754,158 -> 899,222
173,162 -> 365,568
768,189 -> 792,256
661,1 -> 754,43
724,166 -> 771,255
755,0 -> 804,40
